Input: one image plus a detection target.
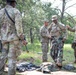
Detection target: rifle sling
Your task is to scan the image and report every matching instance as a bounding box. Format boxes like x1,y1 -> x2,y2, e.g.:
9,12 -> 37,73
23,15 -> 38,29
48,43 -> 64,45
4,8 -> 15,24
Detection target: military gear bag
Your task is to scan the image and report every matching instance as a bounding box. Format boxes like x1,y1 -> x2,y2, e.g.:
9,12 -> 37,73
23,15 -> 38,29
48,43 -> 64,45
63,64 -> 75,71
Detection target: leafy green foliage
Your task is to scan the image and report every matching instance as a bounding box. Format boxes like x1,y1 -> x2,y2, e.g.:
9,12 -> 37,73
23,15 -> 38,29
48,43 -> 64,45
0,0 -> 76,43
16,0 -> 59,42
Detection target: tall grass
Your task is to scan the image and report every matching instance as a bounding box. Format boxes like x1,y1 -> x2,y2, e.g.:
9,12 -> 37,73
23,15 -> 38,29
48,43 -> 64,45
63,44 -> 74,64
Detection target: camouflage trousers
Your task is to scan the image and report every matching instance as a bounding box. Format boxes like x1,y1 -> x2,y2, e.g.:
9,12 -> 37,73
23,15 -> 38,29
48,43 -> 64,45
0,40 -> 2,52
0,40 -> 21,75
72,41 -> 76,60
41,42 -> 49,62
50,38 -> 64,65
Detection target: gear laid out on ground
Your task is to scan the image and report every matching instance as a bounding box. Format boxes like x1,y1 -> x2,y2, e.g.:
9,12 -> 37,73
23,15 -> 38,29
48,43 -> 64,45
16,62 -> 40,72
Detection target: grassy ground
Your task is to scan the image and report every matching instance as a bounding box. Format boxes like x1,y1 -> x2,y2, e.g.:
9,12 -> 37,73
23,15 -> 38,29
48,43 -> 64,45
63,44 -> 74,64
19,43 -> 75,64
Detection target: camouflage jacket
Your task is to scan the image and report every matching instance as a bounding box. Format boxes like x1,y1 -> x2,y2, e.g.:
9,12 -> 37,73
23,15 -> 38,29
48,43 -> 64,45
0,5 -> 23,42
67,26 -> 76,41
48,22 -> 67,39
40,25 -> 50,43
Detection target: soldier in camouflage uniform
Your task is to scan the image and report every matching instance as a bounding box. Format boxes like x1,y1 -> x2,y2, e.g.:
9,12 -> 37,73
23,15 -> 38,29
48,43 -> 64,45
67,25 -> 76,63
40,19 -> 51,62
0,0 -> 27,75
48,15 -> 67,68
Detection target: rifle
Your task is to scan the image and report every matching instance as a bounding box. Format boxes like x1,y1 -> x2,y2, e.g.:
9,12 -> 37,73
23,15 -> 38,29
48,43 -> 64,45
24,36 -> 29,53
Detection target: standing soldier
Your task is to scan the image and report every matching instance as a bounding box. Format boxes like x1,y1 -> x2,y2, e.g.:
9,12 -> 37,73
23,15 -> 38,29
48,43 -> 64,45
0,0 -> 27,75
67,25 -> 76,63
48,15 -> 67,69
40,19 -> 51,62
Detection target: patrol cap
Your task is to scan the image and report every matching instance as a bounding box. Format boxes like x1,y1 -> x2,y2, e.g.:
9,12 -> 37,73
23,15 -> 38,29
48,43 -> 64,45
52,15 -> 58,21
6,0 -> 16,3
43,19 -> 49,22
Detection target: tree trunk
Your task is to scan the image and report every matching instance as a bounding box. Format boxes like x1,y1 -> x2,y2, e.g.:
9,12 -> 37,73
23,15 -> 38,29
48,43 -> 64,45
30,28 -> 33,43
61,0 -> 66,23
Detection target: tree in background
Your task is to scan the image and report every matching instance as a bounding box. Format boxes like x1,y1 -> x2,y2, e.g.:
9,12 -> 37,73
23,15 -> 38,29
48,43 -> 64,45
0,0 -> 76,43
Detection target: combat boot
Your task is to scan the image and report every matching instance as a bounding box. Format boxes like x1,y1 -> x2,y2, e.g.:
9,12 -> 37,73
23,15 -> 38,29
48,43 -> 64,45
56,59 -> 62,70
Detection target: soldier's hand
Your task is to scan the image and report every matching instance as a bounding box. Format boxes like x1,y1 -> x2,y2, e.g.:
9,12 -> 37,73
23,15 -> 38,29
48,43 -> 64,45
62,37 -> 66,43
66,25 -> 70,29
49,36 -> 54,40
22,40 -> 28,46
48,36 -> 51,39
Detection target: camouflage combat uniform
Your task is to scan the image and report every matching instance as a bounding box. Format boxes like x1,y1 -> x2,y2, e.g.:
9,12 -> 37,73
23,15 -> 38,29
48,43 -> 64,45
67,26 -> 76,63
0,5 -> 23,75
40,25 -> 50,62
49,22 -> 67,66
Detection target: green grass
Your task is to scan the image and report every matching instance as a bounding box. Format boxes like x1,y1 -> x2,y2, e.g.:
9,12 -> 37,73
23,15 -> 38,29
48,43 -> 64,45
64,44 -> 73,51
63,44 -> 74,64
22,41 -> 41,53
18,52 -> 42,65
19,41 -> 42,65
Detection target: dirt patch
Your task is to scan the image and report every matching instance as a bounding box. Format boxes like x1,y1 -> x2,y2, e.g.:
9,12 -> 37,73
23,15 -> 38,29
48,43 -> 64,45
17,70 -> 76,75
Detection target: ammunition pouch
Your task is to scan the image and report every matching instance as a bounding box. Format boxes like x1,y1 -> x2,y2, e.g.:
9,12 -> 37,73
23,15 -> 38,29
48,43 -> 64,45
51,36 -> 56,41
72,42 -> 76,49
58,37 -> 63,40
51,36 -> 63,40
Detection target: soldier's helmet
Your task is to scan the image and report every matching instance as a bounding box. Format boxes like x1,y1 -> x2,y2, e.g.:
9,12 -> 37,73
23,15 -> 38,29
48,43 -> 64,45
52,15 -> 58,21
6,0 -> 16,2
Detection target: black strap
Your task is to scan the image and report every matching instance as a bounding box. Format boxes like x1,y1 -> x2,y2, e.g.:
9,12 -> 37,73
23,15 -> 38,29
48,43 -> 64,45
4,8 -> 15,24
